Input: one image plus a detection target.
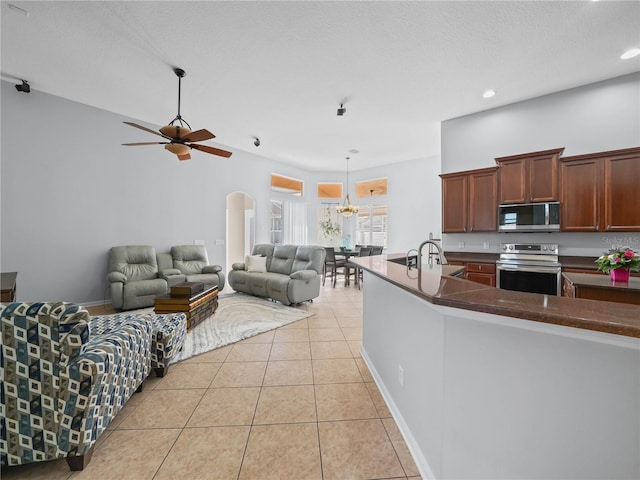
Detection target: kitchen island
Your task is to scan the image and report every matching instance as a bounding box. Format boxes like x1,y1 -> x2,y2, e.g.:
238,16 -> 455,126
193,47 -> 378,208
563,271 -> 640,305
351,254 -> 639,480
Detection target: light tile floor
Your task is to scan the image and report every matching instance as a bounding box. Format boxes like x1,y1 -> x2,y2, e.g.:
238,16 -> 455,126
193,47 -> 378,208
1,281 -> 421,480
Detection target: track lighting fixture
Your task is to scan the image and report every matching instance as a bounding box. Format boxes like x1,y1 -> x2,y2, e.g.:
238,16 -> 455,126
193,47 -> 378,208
254,137 -> 260,147
337,103 -> 346,116
15,80 -> 30,93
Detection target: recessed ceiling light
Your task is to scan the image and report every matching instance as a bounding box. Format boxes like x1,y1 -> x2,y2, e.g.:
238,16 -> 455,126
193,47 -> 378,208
621,48 -> 640,60
482,89 -> 496,99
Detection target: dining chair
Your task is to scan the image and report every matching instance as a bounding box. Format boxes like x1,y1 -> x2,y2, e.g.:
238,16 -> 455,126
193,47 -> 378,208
353,247 -> 372,288
324,247 -> 347,287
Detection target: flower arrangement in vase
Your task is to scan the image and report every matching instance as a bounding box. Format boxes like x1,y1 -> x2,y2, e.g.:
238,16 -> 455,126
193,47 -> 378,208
595,246 -> 640,282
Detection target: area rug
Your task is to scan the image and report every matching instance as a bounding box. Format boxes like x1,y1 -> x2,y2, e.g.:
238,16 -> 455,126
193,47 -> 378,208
171,293 -> 313,363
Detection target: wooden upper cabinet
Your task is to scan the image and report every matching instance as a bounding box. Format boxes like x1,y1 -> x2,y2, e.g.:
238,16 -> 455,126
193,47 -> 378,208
560,157 -> 601,231
561,147 -> 640,232
441,173 -> 468,233
468,168 -> 498,232
496,148 -> 564,204
604,149 -> 640,231
441,167 -> 497,233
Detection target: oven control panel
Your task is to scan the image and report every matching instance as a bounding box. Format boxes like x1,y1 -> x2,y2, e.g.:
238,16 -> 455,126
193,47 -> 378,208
500,243 -> 558,255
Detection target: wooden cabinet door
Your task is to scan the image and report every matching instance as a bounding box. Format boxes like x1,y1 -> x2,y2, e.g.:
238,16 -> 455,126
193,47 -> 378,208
497,148 -> 563,204
441,174 -> 468,233
468,169 -> 497,232
604,152 -> 640,231
560,158 -> 601,231
497,159 -> 526,204
466,262 -> 496,286
466,272 -> 496,286
529,154 -> 558,202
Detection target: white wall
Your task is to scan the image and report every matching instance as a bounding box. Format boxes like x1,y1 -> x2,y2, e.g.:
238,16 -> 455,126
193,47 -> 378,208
0,81 -> 309,304
440,72 -> 640,255
0,81 -> 443,304
362,272 -> 640,480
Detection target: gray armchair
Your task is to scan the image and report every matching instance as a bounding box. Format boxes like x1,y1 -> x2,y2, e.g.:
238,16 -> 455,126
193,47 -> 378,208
107,245 -> 168,310
165,245 -> 225,290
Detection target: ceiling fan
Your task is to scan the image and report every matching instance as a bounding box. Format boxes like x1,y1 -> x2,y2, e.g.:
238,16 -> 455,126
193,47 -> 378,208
122,68 -> 232,161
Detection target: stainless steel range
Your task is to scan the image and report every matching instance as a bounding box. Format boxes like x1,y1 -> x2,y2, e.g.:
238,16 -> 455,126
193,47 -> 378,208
496,243 -> 561,296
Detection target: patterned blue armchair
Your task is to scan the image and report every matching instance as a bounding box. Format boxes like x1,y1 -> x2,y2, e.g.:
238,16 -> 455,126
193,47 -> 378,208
0,302 -> 151,471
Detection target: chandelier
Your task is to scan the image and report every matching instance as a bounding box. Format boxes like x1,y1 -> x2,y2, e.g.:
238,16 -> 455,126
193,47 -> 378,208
336,157 -> 359,217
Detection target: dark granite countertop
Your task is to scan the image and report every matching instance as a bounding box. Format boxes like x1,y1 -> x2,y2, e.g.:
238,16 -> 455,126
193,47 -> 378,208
353,253 -> 640,338
443,251 -> 499,263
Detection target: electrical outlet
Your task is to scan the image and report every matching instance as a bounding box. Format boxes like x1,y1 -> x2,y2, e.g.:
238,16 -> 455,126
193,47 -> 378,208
215,239 -> 224,246
458,241 -> 465,249
194,240 -> 205,246
483,242 -> 490,249
398,365 -> 405,388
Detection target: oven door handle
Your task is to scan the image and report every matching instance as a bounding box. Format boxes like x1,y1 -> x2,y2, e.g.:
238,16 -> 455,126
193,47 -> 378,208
497,265 -> 561,274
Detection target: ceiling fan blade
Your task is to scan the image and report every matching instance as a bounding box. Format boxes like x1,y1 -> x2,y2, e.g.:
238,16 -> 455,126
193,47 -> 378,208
190,144 -> 233,158
182,129 -> 215,143
177,153 -> 191,161
122,142 -> 168,146
123,121 -> 170,139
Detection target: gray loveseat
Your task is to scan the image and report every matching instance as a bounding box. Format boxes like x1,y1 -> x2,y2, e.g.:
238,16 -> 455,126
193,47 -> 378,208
157,245 -> 225,291
228,244 -> 325,305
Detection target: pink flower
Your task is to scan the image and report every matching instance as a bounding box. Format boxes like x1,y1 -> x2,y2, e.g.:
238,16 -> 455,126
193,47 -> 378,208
624,250 -> 635,259
615,257 -> 622,263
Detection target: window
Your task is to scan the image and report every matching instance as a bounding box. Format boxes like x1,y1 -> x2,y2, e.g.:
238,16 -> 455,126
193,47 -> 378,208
317,204 -> 343,247
355,178 -> 388,198
317,182 -> 342,198
284,201 -> 308,245
271,173 -> 303,196
355,204 -> 388,248
270,200 -> 283,244
270,199 -> 308,245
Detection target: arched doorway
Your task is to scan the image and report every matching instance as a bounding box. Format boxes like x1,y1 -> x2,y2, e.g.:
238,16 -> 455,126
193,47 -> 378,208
226,192 -> 256,279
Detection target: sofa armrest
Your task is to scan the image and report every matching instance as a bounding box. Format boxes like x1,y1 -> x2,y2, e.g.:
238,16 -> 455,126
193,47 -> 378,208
160,268 -> 182,277
203,265 -> 222,274
60,318 -> 151,456
232,262 -> 246,271
107,271 -> 127,283
290,270 -> 318,281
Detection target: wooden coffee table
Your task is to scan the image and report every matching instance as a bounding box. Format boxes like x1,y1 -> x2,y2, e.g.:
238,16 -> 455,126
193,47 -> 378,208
154,286 -> 218,331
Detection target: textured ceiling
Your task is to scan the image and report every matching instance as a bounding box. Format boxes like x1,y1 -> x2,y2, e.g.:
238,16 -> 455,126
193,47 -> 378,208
2,1 -> 639,171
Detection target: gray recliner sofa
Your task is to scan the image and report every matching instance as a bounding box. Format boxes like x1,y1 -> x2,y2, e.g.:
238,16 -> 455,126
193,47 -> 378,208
107,245 -> 168,310
157,245 -> 225,290
228,244 -> 325,305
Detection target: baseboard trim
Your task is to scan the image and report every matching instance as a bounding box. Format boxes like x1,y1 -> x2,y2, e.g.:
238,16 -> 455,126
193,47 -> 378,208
361,347 -> 437,480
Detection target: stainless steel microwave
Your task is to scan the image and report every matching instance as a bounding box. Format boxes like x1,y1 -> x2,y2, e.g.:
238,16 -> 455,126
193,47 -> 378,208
498,202 -> 560,232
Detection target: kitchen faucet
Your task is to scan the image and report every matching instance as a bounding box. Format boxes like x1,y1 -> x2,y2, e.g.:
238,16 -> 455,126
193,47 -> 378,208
417,240 -> 448,269
405,248 -> 419,267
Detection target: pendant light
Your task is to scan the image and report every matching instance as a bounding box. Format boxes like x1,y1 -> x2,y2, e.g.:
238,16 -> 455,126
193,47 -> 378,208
336,157 -> 359,217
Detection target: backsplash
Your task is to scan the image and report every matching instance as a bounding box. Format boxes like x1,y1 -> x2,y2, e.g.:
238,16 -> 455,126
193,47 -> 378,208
443,232 -> 640,257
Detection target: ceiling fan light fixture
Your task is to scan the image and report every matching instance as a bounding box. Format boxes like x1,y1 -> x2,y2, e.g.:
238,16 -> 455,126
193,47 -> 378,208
337,103 -> 346,116
165,143 -> 190,156
160,125 -> 191,139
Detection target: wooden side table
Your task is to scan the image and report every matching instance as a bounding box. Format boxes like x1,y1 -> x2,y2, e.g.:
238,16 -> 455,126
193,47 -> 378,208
154,286 -> 218,331
1,272 -> 17,302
